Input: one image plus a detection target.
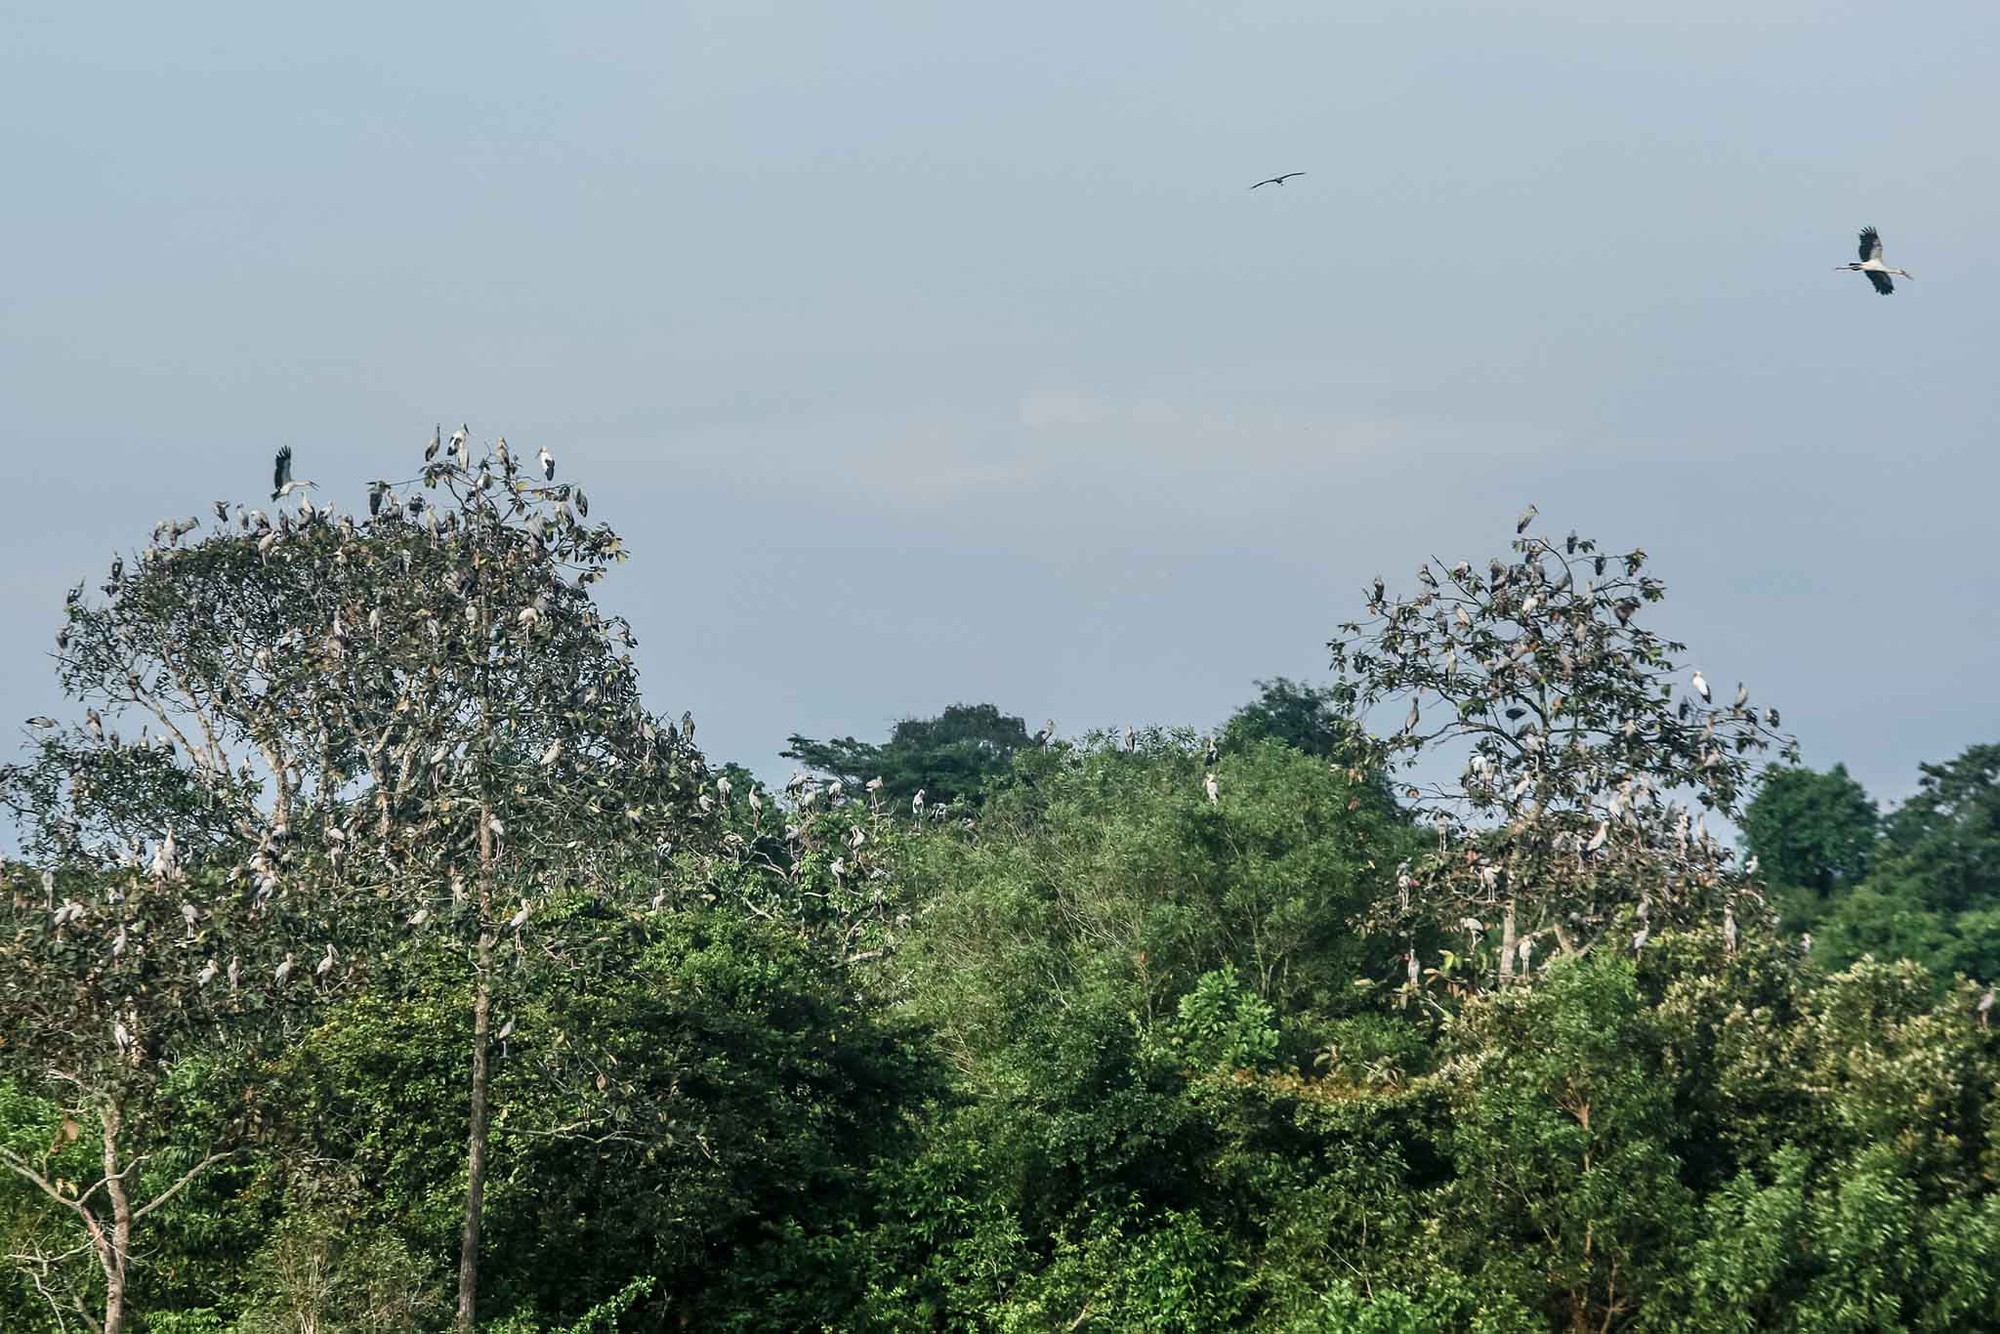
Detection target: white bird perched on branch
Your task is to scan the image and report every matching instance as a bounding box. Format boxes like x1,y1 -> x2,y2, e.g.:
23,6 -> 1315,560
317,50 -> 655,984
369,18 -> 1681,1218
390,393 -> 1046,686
1204,772 -> 1219,803
912,789 -> 925,817
537,445 -> 554,481
274,952 -> 295,985
507,902 -> 532,931
1837,226 -> 1913,295
1690,670 -> 1710,703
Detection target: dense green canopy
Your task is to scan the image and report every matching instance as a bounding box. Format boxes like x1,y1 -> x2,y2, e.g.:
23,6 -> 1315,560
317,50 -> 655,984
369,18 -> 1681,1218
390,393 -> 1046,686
5,454 -> 1999,1332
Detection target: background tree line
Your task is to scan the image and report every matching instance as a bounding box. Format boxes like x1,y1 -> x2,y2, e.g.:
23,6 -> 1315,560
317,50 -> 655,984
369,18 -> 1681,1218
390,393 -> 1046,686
4,438 -> 1999,1331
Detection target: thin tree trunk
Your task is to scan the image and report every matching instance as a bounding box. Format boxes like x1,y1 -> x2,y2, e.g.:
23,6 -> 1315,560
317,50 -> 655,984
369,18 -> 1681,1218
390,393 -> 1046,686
1498,899 -> 1518,987
99,1101 -> 129,1334
456,805 -> 496,1333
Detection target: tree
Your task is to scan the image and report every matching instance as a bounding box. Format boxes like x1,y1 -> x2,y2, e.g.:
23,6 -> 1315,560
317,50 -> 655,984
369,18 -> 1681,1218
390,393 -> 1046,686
0,858 -> 321,1333
1328,511 -> 1796,987
1878,744 -> 2000,917
5,433 -> 704,1330
1741,763 -> 1878,899
783,702 -> 1033,810
1219,678 -> 1365,762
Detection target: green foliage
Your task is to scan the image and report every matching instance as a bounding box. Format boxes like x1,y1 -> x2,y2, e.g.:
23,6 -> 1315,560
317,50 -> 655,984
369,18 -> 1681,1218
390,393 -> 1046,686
1744,763 -> 1879,898
11,471 -> 2000,1332
1220,678 -> 1363,764
783,702 -> 1033,810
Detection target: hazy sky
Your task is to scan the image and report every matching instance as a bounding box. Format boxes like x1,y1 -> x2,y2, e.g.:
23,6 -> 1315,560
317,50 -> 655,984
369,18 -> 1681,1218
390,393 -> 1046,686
3,2 -> 1995,806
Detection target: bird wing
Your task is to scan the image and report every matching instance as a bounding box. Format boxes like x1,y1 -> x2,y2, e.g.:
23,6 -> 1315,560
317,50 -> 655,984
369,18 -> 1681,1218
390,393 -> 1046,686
273,446 -> 292,491
1866,268 -> 1895,295
1280,172 -> 1304,182
1249,178 -> 1273,189
1859,227 -> 1882,262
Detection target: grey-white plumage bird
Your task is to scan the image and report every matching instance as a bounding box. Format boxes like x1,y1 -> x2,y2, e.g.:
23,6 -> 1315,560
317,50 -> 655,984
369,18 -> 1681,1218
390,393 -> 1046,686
1204,772 -> 1219,803
537,445 -> 554,481
1516,504 -> 1538,534
507,902 -> 532,931
1690,670 -> 1710,702
1837,226 -> 1913,295
274,952 -> 295,985
271,446 -> 315,501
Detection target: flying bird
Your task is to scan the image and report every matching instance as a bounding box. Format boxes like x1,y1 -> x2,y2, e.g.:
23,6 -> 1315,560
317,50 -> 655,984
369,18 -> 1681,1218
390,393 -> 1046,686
1249,172 -> 1305,189
1838,226 -> 1913,295
271,446 -> 315,501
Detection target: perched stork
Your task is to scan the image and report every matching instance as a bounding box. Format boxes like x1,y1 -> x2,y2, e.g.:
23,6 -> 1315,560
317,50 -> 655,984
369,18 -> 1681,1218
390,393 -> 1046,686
1838,226 -> 1913,295
1249,172 -> 1305,189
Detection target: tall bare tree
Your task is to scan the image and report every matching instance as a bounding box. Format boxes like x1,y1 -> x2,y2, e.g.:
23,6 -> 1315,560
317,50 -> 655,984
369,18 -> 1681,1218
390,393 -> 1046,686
5,431 -> 702,1329
1329,513 -> 1797,988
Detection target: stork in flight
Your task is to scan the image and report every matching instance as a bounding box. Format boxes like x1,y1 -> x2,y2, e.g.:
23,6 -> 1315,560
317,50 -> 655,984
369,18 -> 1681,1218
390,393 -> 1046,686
1839,227 -> 1913,295
1249,172 -> 1305,189
271,446 -> 315,501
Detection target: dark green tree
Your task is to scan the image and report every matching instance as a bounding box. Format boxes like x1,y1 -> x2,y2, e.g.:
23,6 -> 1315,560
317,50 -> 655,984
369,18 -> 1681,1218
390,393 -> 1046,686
783,702 -> 1033,810
1878,744 -> 2000,917
1741,763 -> 1878,898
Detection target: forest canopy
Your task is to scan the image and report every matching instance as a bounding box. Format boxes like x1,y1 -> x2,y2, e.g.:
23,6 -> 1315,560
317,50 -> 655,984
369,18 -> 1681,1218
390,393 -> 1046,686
4,438 -> 1998,1333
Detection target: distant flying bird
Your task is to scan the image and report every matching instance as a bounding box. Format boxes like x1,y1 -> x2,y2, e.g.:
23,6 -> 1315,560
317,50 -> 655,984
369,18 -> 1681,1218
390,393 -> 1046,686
271,446 -> 315,501
1838,226 -> 1913,295
1249,172 -> 1305,189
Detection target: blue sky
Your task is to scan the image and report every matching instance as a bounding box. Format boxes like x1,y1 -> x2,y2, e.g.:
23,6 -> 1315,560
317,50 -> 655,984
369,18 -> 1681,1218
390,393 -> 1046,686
3,2 -> 1995,804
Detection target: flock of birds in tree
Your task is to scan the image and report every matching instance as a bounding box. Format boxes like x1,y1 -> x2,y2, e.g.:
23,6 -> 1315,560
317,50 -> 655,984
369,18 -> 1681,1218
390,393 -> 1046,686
1254,175 -> 1913,297
22,186 -> 1939,1052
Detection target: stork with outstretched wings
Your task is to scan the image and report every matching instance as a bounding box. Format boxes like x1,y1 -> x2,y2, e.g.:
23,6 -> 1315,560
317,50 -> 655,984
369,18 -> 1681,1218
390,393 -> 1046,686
1838,226 -> 1913,295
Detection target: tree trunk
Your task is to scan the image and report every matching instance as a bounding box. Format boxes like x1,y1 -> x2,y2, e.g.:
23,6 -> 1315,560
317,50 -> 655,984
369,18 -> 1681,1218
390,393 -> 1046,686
100,1101 -> 129,1334
1498,899 -> 1518,987
456,807 -> 496,1334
